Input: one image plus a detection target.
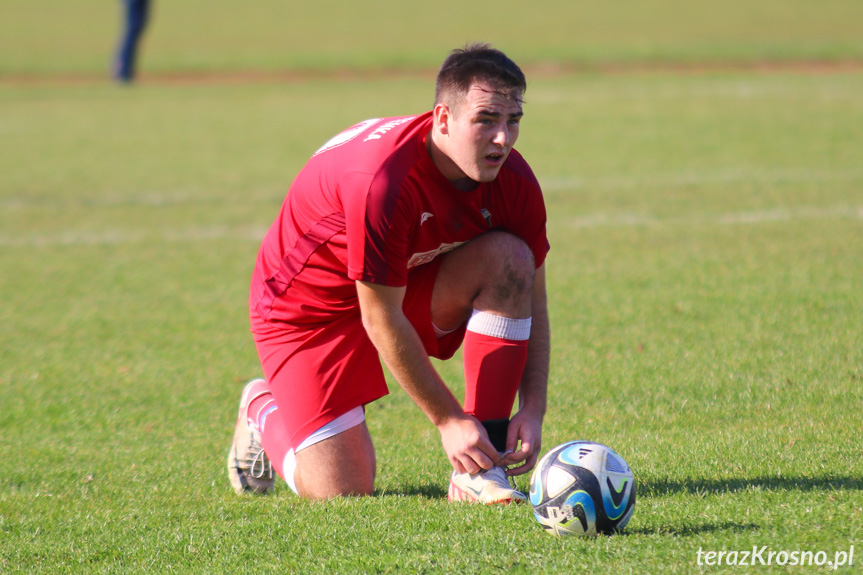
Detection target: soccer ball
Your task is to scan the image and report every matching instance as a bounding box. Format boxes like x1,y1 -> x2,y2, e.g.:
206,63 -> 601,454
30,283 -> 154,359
529,440 -> 636,536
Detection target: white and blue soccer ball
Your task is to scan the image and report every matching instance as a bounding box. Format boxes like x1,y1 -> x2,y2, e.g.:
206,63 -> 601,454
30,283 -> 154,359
529,440 -> 636,536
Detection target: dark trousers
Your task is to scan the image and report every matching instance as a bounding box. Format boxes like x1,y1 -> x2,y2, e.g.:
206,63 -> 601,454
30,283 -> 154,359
115,0 -> 151,81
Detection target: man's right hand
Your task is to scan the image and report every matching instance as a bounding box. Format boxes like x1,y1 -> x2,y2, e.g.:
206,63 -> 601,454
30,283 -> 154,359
437,413 -> 500,474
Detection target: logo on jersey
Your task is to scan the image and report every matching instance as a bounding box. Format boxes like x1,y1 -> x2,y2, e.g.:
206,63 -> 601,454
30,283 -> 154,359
420,212 -> 434,226
481,208 -> 493,227
408,242 -> 467,269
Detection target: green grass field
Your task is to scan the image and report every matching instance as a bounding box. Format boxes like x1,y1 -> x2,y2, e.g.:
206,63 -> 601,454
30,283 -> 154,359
4,0 -> 863,76
2,2 -> 862,573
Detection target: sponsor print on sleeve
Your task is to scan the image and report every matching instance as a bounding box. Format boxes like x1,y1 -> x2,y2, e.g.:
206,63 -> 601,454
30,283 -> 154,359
313,118 -> 381,156
313,116 -> 418,157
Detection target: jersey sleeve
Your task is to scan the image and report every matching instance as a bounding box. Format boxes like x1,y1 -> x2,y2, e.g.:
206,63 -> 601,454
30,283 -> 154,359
499,154 -> 550,269
342,170 -> 414,287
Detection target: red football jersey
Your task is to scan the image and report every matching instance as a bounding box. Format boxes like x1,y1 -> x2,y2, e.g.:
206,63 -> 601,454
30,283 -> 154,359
250,112 -> 549,324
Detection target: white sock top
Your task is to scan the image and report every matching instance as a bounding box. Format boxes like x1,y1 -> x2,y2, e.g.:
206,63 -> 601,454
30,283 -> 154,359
466,309 -> 532,341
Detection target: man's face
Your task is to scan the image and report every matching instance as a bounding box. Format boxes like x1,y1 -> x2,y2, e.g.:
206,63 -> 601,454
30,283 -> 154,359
433,81 -> 523,188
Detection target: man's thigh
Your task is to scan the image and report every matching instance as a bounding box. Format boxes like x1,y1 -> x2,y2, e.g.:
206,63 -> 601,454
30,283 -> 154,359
252,310 -> 388,451
431,231 -> 534,330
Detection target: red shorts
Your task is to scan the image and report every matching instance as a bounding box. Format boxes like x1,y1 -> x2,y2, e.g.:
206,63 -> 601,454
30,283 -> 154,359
250,256 -> 466,450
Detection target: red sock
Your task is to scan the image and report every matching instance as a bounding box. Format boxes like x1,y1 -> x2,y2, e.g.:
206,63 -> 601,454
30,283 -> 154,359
462,311 -> 531,421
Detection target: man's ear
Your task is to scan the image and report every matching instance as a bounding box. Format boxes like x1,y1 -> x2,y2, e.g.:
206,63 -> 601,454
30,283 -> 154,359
433,103 -> 450,135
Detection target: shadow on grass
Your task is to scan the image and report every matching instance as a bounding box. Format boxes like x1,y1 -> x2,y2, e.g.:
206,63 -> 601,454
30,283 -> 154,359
624,521 -> 761,537
375,475 -> 862,501
639,474 -> 863,497
376,483 -> 448,499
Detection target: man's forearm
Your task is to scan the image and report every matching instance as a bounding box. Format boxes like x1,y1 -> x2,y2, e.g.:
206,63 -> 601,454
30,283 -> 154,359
356,281 -> 464,426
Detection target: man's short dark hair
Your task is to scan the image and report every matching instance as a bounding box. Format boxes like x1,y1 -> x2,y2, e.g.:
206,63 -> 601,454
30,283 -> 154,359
434,43 -> 527,109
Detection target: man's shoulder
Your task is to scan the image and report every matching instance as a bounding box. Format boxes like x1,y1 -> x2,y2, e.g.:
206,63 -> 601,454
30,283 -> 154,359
499,149 -> 541,191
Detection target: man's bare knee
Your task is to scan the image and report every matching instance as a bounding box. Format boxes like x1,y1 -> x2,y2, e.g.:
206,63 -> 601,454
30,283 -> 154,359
294,423 -> 376,500
473,232 -> 535,313
433,232 -> 536,326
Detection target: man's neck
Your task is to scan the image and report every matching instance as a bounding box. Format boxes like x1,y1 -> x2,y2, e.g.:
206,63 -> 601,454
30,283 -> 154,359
426,129 -> 478,192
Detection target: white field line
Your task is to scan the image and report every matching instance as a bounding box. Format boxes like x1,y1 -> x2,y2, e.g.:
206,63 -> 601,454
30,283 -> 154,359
1,168 -> 860,246
716,205 -> 863,224
0,186 -> 283,209
563,205 -> 863,230
0,226 -> 270,247
540,166 -> 863,192
544,167 -> 863,229
1,206 -> 859,247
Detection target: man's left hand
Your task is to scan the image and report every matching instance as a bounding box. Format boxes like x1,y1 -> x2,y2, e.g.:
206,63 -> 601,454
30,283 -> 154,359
498,409 -> 542,476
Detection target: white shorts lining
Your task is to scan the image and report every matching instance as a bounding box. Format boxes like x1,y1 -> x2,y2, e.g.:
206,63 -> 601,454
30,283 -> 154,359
283,406 -> 366,494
